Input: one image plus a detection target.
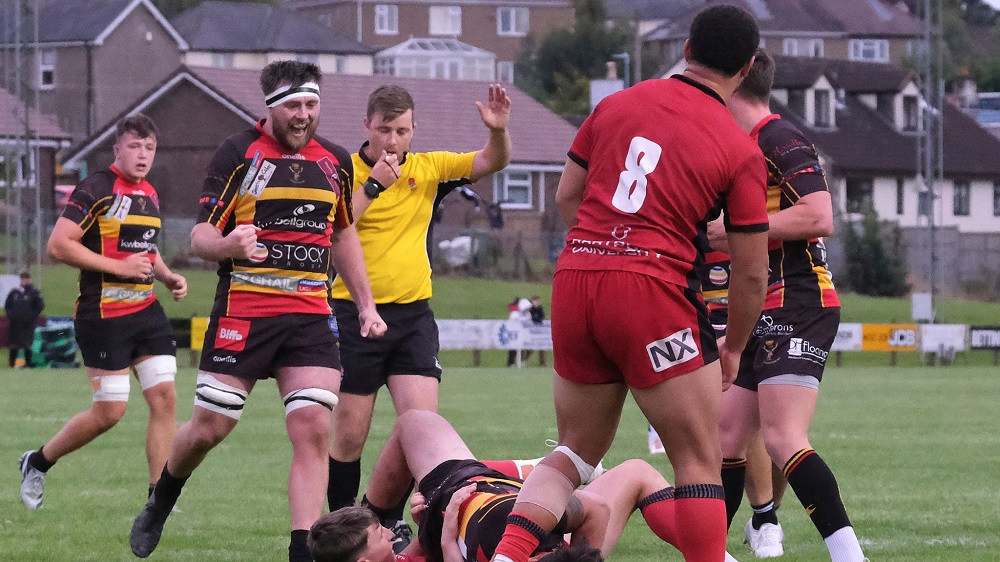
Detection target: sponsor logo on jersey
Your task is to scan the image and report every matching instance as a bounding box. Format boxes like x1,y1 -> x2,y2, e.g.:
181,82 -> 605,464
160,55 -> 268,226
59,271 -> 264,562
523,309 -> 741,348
142,228 -> 157,240
270,243 -> 329,270
239,151 -> 264,195
709,265 -> 729,286
101,287 -> 153,302
212,355 -> 237,364
297,279 -> 327,292
294,204 -> 315,216
247,160 -> 276,198
282,153 -> 305,160
753,315 -> 794,337
270,217 -> 328,230
231,271 -> 300,292
317,157 -> 341,197
248,243 -> 269,263
646,328 -> 699,372
788,337 -> 829,364
215,317 -> 251,352
106,194 -> 132,221
119,239 -> 156,252
762,339 -> 780,364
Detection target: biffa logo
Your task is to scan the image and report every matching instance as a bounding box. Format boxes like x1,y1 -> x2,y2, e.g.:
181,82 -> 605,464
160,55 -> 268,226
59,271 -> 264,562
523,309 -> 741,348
646,328 -> 700,372
214,317 -> 251,352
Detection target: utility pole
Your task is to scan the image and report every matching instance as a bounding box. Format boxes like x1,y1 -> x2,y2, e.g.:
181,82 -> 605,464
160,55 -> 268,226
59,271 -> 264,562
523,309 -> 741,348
916,0 -> 943,320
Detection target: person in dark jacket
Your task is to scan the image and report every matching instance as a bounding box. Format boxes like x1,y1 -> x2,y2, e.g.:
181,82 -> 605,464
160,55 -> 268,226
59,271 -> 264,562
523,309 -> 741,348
5,271 -> 44,368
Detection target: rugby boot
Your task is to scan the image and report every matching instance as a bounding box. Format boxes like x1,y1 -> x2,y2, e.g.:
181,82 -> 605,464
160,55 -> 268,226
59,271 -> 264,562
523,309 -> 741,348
18,450 -> 46,510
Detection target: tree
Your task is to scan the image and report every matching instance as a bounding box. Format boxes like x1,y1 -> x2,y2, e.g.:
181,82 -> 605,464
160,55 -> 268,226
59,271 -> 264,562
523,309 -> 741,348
514,0 -> 632,114
152,0 -> 276,19
840,204 -> 911,297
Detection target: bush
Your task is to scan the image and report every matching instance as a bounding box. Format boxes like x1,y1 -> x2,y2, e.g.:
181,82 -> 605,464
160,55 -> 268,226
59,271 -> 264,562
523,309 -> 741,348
840,204 -> 910,297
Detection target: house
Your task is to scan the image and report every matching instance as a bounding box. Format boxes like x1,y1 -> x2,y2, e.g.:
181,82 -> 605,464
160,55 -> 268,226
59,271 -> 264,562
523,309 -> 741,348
645,0 -> 923,70
283,0 -> 575,83
60,67 -> 578,263
0,0 -> 187,145
0,86 -> 72,234
603,0 -> 703,36
374,37 -> 496,81
170,1 -> 377,75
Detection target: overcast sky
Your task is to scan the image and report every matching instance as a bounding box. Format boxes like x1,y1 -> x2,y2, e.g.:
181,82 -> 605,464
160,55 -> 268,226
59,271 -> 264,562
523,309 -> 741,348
984,0 -> 1000,10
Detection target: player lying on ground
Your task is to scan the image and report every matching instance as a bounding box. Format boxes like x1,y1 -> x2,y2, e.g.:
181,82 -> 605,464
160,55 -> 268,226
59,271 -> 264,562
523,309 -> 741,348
309,410 -> 741,562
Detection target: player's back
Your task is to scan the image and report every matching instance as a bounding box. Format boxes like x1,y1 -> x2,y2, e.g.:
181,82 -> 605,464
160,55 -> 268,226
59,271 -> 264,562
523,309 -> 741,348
560,76 -> 765,288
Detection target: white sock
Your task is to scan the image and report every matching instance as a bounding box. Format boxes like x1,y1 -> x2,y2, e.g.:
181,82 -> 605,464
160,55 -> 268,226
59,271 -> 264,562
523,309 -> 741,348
512,457 -> 544,479
725,551 -> 741,562
824,526 -> 865,562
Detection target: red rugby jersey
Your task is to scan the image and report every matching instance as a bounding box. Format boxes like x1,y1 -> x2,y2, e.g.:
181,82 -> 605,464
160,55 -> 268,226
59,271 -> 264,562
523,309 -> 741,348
557,76 -> 768,289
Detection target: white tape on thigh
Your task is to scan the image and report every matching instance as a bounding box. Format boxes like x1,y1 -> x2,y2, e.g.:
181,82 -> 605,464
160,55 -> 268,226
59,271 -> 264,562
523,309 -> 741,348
514,463 -> 575,522
553,445 -> 596,485
282,388 -> 339,416
93,374 -> 130,402
194,374 -> 248,420
135,355 -> 177,390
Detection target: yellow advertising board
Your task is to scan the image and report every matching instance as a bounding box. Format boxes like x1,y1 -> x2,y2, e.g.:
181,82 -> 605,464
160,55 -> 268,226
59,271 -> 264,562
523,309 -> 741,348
861,323 -> 918,352
190,317 -> 209,351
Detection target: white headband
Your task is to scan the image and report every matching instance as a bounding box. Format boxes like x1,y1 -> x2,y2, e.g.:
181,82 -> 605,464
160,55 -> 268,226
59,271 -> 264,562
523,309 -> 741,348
265,82 -> 320,107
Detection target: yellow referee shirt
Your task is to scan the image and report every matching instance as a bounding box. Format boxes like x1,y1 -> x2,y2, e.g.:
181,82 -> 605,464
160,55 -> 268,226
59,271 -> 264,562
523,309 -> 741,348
330,144 -> 476,304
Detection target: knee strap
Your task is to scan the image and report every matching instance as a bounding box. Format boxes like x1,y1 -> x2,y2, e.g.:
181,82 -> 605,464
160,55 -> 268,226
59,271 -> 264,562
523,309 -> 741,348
93,374 -> 130,402
135,355 -> 177,390
553,445 -> 596,485
283,388 -> 339,416
194,374 -> 248,420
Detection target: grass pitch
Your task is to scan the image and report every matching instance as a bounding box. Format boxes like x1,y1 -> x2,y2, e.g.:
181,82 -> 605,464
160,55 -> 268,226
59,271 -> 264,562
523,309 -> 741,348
2,364 -> 999,561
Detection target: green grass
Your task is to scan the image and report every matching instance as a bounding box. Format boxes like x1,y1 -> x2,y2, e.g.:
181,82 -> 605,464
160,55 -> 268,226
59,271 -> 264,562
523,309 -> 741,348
2,365 -> 999,560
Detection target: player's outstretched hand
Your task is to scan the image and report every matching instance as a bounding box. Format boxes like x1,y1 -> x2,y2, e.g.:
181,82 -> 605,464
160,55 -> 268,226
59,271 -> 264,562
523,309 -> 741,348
359,308 -> 387,339
226,224 -> 261,260
476,84 -> 511,131
119,251 -> 153,280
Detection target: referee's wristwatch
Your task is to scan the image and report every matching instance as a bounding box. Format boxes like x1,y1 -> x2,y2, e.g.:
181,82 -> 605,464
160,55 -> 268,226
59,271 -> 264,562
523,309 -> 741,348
363,177 -> 388,199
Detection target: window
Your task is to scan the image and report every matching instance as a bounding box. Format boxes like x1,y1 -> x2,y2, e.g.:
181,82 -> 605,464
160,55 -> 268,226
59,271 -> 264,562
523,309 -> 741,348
317,13 -> 332,27
38,49 -> 55,89
375,4 -> 398,35
918,190 -> 932,217
296,53 -> 319,64
788,89 -> 805,117
814,89 -> 831,127
994,181 -> 1000,216
876,92 -> 894,119
429,6 -> 461,36
335,55 -> 347,74
494,169 -> 532,208
497,61 -> 514,83
845,177 -> 873,214
0,153 -> 29,188
782,38 -> 823,58
896,178 -> 905,215
849,39 -> 889,62
903,95 -> 919,131
497,7 -> 528,36
430,59 -> 462,80
953,181 -> 971,216
211,53 -> 234,68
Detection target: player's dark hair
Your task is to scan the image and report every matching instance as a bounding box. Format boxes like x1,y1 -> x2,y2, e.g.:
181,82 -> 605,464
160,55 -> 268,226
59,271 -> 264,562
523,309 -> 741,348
260,60 -> 322,95
367,85 -> 415,121
115,113 -> 158,141
308,506 -> 377,562
735,48 -> 775,104
537,543 -> 604,562
688,4 -> 760,77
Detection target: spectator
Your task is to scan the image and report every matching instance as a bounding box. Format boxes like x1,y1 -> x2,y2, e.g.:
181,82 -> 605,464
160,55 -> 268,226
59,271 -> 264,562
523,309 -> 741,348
5,271 -> 44,368
529,296 -> 546,366
506,298 -> 531,367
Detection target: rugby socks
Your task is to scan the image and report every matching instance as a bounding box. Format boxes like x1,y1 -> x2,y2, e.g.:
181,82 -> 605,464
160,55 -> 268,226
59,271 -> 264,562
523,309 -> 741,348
673,484 -> 727,561
784,449 -> 864,561
494,512 -> 544,562
360,494 -> 393,521
750,499 -> 779,528
151,465 -> 188,512
386,479 -> 415,522
721,457 -> 747,528
289,529 -> 310,562
28,448 -> 55,472
327,457 -> 361,511
638,487 -> 679,547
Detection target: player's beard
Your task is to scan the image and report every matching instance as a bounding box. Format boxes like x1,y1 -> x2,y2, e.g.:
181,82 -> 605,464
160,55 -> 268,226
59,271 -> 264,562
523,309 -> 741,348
274,116 -> 319,152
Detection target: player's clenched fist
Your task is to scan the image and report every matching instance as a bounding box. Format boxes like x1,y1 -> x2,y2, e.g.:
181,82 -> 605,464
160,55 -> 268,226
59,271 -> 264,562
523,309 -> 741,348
119,251 -> 153,280
226,224 -> 261,259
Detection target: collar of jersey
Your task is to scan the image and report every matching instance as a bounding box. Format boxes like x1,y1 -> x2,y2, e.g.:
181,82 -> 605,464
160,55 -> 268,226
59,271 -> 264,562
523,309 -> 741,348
358,141 -> 408,168
670,74 -> 726,106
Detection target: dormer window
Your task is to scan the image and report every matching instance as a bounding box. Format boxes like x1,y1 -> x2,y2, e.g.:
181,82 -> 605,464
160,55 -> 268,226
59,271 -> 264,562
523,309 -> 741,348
902,95 -> 919,131
814,89 -> 832,127
849,39 -> 889,63
788,89 -> 805,117
782,38 -> 824,58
